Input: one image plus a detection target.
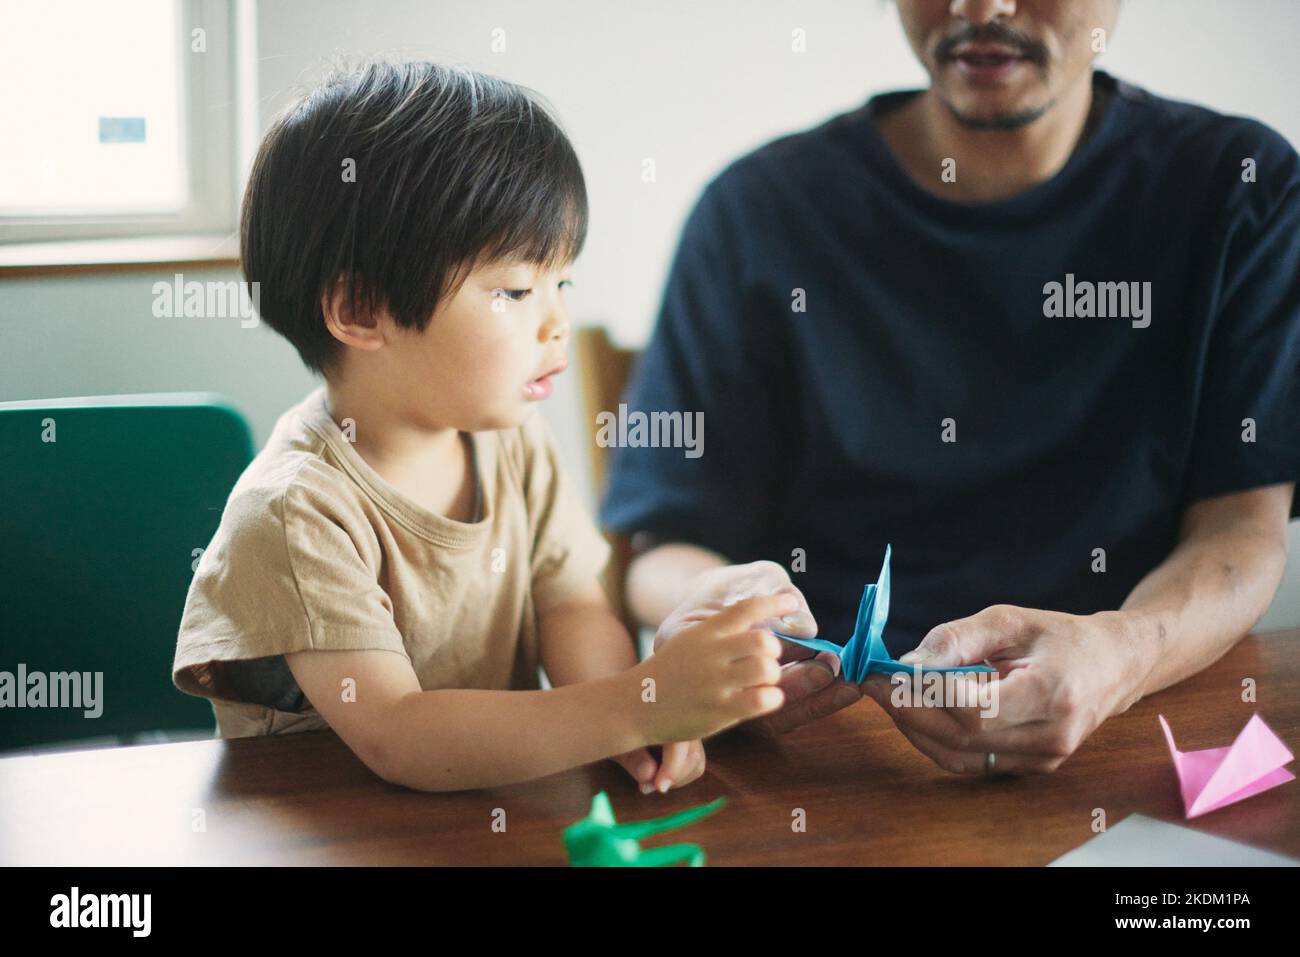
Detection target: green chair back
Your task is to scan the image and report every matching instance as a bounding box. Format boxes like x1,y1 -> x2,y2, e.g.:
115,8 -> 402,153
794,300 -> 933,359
0,393 -> 254,752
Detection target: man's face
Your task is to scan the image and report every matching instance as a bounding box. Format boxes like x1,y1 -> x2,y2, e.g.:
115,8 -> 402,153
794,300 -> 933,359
895,0 -> 1120,129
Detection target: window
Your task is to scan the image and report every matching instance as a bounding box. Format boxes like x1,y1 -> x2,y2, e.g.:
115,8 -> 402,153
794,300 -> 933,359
0,0 -> 239,244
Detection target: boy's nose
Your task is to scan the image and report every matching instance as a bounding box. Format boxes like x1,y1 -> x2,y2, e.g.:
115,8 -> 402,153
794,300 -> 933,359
540,308 -> 570,343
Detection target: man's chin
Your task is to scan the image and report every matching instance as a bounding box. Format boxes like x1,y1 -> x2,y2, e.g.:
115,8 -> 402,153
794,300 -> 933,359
939,93 -> 1056,131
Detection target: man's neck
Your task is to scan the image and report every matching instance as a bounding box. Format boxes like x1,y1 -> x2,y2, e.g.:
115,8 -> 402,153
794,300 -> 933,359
881,72 -> 1101,204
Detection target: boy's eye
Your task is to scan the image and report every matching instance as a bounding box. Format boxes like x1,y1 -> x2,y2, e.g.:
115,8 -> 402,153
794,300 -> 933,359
493,288 -> 532,303
558,279 -> 574,291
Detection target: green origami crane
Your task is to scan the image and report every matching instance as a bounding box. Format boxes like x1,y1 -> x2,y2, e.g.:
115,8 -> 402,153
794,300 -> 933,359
564,791 -> 725,867
774,544 -> 995,681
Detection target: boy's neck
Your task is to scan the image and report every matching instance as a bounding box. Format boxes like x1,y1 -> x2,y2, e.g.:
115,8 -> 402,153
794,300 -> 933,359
323,379 -> 474,519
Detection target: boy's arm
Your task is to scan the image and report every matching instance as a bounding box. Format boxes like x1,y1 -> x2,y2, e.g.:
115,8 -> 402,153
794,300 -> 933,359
284,590 -> 796,792
536,577 -> 705,793
284,648 -> 644,792
536,578 -> 638,684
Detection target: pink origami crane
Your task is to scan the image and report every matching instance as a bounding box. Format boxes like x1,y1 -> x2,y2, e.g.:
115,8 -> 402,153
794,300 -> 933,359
1158,713 -> 1295,819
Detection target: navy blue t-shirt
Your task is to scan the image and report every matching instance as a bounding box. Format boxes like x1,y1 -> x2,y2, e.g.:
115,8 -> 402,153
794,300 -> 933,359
600,70 -> 1300,655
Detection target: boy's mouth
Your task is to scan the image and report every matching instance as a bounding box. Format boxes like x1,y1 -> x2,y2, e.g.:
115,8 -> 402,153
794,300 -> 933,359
524,359 -> 568,401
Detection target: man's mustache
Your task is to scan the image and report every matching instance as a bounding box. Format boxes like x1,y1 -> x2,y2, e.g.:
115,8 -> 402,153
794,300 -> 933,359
934,22 -> 1049,65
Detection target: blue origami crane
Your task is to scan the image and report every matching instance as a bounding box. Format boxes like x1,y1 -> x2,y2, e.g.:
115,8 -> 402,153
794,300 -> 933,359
773,544 -> 995,682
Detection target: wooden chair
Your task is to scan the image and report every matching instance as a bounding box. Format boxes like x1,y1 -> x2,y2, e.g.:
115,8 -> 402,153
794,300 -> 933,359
575,326 -> 641,637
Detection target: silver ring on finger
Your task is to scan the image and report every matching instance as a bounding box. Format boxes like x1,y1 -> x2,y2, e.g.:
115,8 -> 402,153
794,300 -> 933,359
984,751 -> 996,776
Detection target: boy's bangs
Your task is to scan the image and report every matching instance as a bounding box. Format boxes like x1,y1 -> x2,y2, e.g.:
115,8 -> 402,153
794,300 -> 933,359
475,152 -> 589,274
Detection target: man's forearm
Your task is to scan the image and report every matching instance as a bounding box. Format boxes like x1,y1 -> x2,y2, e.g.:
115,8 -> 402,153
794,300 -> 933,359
1115,490 -> 1291,702
625,541 -> 729,628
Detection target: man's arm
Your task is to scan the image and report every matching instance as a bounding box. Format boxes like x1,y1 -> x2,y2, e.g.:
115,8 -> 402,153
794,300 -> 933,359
862,482 -> 1294,775
625,541 -> 729,630
1117,481 -> 1293,700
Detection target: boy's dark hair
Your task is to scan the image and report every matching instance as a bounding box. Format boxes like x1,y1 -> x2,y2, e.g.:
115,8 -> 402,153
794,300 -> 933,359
241,60 -> 588,376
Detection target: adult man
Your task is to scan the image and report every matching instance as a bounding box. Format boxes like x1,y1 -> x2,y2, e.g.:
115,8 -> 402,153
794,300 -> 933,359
601,0 -> 1300,774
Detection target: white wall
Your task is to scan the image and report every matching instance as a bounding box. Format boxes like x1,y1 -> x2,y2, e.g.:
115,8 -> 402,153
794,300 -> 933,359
2,0 -> 1298,627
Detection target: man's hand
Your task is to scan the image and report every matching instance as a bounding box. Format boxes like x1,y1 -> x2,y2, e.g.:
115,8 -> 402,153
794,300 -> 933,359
861,484 -> 1293,776
655,560 -> 863,738
861,604 -> 1144,775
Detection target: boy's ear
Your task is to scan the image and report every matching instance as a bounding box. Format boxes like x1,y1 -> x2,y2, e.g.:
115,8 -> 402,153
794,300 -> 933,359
321,276 -> 387,353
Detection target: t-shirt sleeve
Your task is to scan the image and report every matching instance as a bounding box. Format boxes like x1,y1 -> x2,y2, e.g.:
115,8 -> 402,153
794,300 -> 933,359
518,413 -> 612,615
598,168 -> 794,559
172,460 -> 410,702
1183,129 -> 1300,517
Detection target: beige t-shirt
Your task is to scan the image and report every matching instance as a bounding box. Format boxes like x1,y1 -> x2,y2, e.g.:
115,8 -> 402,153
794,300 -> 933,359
172,387 -> 611,738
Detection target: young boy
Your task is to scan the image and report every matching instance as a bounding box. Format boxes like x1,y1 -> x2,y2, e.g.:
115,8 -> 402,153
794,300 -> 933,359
172,61 -> 818,794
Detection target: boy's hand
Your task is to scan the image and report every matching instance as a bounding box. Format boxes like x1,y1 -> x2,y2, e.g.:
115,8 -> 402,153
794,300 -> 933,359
631,593 -> 795,744
611,739 -> 707,794
654,561 -> 858,737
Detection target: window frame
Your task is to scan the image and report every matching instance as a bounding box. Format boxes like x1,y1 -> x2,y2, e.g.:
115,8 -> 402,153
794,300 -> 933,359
0,0 -> 238,246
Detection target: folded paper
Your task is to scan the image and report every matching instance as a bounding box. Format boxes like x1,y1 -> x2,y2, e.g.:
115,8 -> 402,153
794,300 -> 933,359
564,791 -> 725,866
1158,712 -> 1294,819
773,544 -> 995,683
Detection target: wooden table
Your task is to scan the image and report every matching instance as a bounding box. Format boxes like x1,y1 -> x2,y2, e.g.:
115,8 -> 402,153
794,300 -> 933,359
3,631 -> 1297,866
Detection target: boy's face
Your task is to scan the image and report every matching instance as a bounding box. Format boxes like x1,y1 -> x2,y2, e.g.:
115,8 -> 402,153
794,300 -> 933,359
381,256 -> 574,432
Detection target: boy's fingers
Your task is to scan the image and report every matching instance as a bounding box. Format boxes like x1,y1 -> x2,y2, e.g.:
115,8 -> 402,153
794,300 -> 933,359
612,748 -> 659,794
708,593 -> 801,635
674,741 -> 707,788
729,684 -> 786,722
730,653 -> 783,688
721,629 -> 783,662
654,741 -> 694,793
